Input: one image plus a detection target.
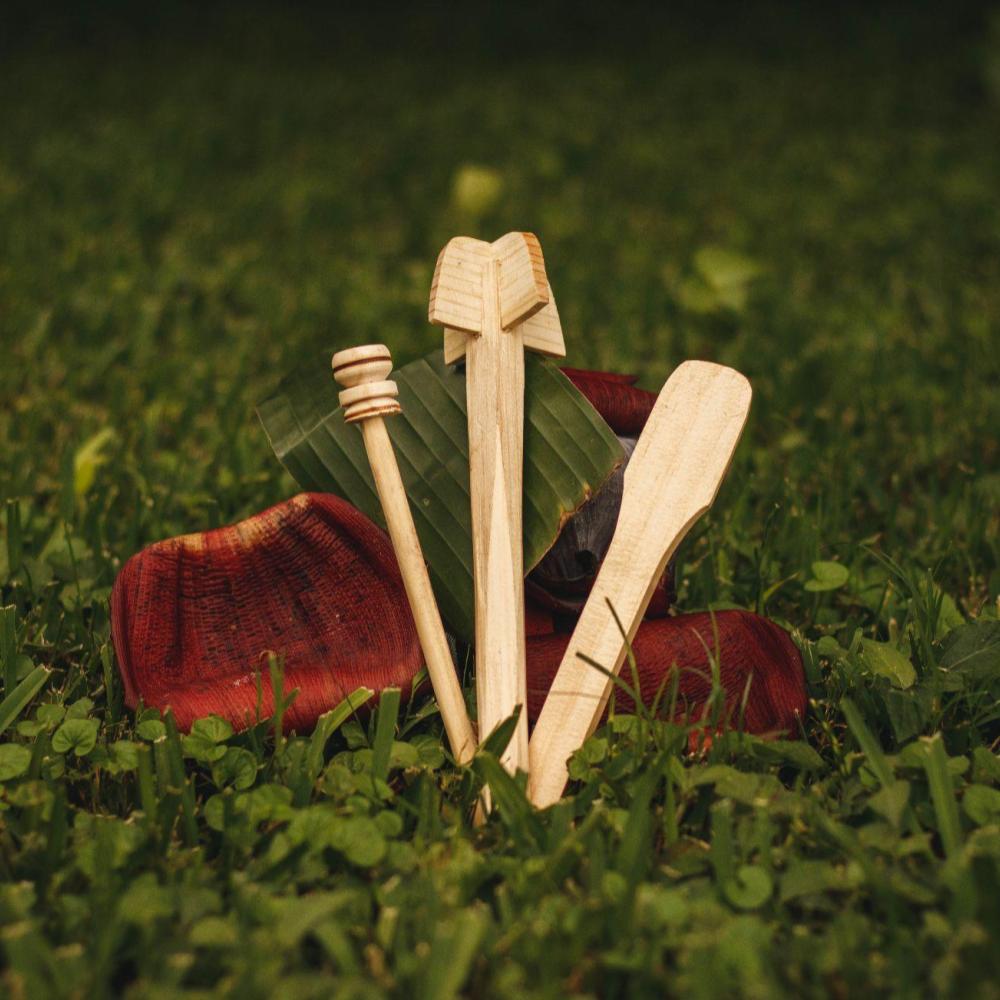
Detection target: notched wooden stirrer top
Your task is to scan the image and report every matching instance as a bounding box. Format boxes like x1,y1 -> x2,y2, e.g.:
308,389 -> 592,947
528,360 -> 753,808
333,344 -> 477,764
429,233 -> 565,779
430,234 -> 565,364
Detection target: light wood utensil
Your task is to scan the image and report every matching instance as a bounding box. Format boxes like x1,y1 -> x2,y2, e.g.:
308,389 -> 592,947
527,360 -> 752,807
429,232 -> 565,777
333,344 -> 477,764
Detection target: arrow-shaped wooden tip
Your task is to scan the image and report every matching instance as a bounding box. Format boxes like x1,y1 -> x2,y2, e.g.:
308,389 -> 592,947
430,233 -> 566,364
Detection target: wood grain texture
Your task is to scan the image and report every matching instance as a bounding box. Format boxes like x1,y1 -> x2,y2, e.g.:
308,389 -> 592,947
434,233 -> 566,364
492,231 -> 549,330
430,232 -> 567,778
334,345 -> 478,764
527,361 -> 752,807
442,289 -> 563,364
464,257 -> 530,771
429,237 -> 490,335
514,292 -> 564,358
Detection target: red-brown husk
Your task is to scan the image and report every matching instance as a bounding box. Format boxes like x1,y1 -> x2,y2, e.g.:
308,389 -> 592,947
561,367 -> 658,436
525,611 -> 807,737
111,493 -> 422,731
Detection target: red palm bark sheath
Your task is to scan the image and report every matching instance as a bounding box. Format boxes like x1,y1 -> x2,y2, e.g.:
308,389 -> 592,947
525,612 -> 805,738
110,368 -> 807,737
111,493 -> 423,732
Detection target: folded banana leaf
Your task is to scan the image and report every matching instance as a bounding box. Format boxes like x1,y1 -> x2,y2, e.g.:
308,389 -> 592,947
257,352 -> 624,644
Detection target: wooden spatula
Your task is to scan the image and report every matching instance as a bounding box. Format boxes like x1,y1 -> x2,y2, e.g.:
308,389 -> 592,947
527,361 -> 752,807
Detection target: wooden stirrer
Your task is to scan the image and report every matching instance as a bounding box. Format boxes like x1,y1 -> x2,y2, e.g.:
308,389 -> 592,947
527,361 -> 752,807
333,344 -> 477,764
429,233 -> 566,777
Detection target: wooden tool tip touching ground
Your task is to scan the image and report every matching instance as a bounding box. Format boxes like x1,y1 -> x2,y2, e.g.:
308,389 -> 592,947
527,359 -> 753,807
427,232 -> 565,780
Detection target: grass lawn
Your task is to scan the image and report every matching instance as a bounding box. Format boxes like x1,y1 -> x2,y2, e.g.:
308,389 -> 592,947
2,5 -> 999,997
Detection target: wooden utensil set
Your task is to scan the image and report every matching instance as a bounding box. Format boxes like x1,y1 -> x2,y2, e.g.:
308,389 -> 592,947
332,233 -> 752,810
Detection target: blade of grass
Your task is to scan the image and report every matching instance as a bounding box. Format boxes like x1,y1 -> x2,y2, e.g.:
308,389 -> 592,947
267,652 -> 299,748
371,687 -> 401,782
710,798 -> 736,886
840,697 -> 895,788
307,686 -> 375,780
479,705 -> 522,761
164,711 -> 199,847
135,743 -> 158,829
1,605 -> 17,695
920,733 -> 962,859
100,644 -> 121,727
416,905 -> 489,1000
471,751 -> 544,847
0,665 -> 49,737
615,751 -> 666,900
153,737 -> 180,847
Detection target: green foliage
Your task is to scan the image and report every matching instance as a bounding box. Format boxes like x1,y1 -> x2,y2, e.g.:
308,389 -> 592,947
1,6 -> 999,997
804,561 -> 849,593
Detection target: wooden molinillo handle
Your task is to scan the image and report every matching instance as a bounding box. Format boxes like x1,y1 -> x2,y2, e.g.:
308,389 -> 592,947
528,361 -> 753,808
333,344 -> 477,765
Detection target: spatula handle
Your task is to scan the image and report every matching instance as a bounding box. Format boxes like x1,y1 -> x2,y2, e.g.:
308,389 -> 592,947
527,530 -> 677,807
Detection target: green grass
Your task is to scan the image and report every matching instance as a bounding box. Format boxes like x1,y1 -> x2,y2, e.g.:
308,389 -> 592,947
2,5 -> 1000,997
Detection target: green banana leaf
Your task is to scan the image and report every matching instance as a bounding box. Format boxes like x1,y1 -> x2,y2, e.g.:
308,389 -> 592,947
257,351 -> 624,644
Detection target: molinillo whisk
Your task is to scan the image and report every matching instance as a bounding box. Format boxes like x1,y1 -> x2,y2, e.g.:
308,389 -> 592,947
333,344 -> 477,764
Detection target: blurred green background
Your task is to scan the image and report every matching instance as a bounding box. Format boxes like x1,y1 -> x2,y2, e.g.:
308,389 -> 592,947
2,2 -> 998,609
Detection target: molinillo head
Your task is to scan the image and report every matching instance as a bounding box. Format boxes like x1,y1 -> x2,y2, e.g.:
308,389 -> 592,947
332,344 -> 477,767
332,344 -> 401,422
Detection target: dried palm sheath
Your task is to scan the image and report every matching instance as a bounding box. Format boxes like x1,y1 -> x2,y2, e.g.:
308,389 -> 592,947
111,493 -> 423,731
524,611 -> 806,738
560,368 -> 657,436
